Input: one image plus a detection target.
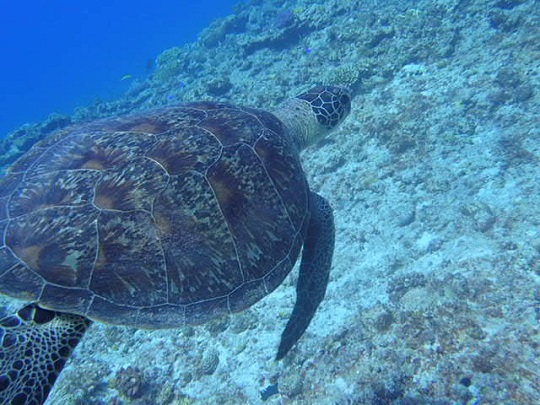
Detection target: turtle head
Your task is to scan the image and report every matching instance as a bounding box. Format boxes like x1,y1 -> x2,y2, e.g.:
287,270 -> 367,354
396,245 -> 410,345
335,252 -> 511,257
274,85 -> 351,150
297,85 -> 352,131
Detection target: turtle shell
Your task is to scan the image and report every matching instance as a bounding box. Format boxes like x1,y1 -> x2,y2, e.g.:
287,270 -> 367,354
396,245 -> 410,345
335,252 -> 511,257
0,102 -> 310,328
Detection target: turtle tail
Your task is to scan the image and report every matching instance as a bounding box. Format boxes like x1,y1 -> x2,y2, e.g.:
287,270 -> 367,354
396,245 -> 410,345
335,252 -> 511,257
0,304 -> 91,405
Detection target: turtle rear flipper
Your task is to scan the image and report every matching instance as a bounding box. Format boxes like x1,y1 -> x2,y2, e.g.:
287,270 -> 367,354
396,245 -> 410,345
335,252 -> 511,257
276,192 -> 335,360
0,304 -> 91,404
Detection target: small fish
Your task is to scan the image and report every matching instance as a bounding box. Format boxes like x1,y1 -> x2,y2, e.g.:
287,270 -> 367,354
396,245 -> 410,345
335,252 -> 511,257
260,383 -> 279,401
120,74 -> 133,81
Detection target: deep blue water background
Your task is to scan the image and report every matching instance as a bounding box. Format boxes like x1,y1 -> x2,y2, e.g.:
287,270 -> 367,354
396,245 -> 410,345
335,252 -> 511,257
0,0 -> 238,138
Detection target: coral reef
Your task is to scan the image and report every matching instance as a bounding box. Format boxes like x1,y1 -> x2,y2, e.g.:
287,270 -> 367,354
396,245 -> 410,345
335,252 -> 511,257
111,366 -> 147,399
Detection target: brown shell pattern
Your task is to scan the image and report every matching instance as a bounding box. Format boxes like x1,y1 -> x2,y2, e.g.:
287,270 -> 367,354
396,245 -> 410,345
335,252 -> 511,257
0,103 -> 309,328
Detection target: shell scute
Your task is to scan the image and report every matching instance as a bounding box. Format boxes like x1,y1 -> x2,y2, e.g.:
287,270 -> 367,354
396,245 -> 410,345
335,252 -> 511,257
227,278 -> 268,313
0,197 -> 9,222
146,126 -> 221,175
154,172 -> 241,305
91,210 -> 167,307
198,106 -> 264,146
185,296 -> 230,325
0,246 -> 20,279
6,205 -> 99,288
243,107 -> 285,137
94,156 -> 168,212
88,296 -> 140,326
40,284 -> 93,315
0,260 -> 43,302
23,131 -> 155,177
207,143 -> 296,283
8,170 -> 101,218
135,304 -> 185,329
7,146 -> 48,175
255,129 -> 308,231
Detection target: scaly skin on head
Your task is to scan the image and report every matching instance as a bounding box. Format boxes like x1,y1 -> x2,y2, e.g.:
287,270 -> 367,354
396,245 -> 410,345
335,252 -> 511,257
273,86 -> 351,150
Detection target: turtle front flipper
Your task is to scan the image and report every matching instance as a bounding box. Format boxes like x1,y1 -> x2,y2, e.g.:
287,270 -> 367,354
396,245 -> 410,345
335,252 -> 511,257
276,192 -> 335,360
0,304 -> 91,404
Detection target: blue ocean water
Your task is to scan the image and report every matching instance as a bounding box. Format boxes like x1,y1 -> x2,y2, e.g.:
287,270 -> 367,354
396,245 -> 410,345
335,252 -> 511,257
0,0 -> 238,138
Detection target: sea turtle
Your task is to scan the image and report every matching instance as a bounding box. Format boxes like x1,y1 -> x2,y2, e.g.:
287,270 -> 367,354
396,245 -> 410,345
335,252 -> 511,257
0,85 -> 351,404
